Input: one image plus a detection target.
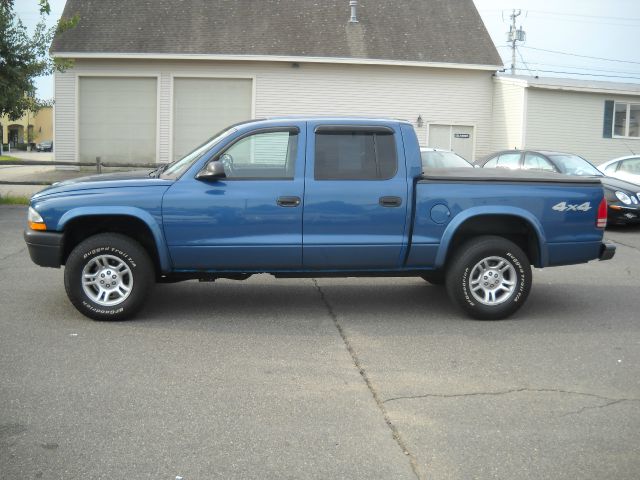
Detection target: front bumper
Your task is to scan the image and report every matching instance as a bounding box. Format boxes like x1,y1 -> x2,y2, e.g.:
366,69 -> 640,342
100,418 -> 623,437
24,230 -> 64,268
599,241 -> 616,261
608,205 -> 640,224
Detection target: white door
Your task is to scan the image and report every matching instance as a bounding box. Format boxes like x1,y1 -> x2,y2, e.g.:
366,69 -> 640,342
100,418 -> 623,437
173,78 -> 252,161
427,124 -> 475,161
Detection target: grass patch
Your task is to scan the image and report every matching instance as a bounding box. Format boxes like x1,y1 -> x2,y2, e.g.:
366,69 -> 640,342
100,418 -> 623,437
0,194 -> 30,205
0,155 -> 18,161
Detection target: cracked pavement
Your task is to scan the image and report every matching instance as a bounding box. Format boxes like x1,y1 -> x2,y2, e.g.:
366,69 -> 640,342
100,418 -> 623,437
2,205 -> 640,479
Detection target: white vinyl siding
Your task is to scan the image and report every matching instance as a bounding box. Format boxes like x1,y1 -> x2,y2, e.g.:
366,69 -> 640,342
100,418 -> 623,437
159,73 -> 172,164
525,88 -> 640,165
53,70 -> 76,163
53,59 -> 496,164
172,77 -> 252,161
78,77 -> 157,164
491,79 -> 525,151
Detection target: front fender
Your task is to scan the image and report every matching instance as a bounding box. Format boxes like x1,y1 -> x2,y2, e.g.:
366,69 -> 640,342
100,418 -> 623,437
57,206 -> 172,272
434,206 -> 548,269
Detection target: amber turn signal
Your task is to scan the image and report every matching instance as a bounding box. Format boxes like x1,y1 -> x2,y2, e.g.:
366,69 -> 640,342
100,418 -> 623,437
28,221 -> 47,231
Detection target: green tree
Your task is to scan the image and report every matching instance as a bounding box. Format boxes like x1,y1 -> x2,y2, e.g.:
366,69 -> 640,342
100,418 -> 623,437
0,0 -> 77,119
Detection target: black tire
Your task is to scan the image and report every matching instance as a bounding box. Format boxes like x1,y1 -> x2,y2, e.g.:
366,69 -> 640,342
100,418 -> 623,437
64,233 -> 154,321
445,236 -> 532,320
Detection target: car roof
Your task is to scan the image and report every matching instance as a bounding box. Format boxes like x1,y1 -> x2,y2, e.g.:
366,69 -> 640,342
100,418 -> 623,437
600,155 -> 640,166
486,149 -> 576,156
420,147 -> 453,152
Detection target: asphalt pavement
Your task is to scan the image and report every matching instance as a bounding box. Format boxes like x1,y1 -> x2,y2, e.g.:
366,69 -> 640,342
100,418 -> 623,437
1,205 -> 639,479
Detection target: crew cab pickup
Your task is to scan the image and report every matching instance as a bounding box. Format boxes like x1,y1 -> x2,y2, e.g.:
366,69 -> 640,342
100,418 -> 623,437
24,118 -> 615,321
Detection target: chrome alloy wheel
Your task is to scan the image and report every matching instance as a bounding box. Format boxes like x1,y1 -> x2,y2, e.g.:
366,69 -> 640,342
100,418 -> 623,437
81,255 -> 133,306
469,256 -> 517,306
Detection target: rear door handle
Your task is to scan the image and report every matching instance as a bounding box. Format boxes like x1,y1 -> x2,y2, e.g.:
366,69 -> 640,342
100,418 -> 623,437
277,196 -> 301,207
379,196 -> 402,208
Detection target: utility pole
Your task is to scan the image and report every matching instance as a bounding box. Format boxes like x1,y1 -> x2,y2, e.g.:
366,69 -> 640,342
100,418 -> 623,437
507,9 -> 526,75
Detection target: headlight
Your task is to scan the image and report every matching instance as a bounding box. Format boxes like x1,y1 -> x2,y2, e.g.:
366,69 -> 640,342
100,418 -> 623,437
28,207 -> 47,230
615,191 -> 632,205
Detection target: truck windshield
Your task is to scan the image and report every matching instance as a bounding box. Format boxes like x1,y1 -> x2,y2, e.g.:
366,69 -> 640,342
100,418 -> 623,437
548,155 -> 603,177
160,127 -> 237,179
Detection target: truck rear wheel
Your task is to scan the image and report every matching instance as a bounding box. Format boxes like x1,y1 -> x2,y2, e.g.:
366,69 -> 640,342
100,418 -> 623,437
445,236 -> 531,320
64,233 -> 154,321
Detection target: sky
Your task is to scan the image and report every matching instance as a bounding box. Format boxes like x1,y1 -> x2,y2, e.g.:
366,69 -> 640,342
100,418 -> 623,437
472,0 -> 640,83
12,0 -> 640,100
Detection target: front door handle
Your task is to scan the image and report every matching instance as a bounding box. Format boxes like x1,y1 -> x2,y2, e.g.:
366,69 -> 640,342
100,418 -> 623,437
277,196 -> 301,207
379,196 -> 402,208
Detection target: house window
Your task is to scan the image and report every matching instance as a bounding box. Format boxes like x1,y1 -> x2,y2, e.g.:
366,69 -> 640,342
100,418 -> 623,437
613,102 -> 640,138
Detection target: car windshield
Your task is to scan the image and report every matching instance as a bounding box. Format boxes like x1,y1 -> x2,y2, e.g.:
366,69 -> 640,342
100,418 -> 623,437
548,154 -> 603,176
160,127 -> 237,178
421,150 -> 472,169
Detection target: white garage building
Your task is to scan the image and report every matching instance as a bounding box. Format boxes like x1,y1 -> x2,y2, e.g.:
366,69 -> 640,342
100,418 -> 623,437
492,75 -> 640,165
50,0 -> 502,165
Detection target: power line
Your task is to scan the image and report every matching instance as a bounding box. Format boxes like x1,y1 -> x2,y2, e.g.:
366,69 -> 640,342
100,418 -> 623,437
523,14 -> 640,28
515,46 -> 534,75
510,69 -> 640,81
519,46 -> 640,65
523,61 -> 640,77
525,10 -> 640,22
499,53 -> 640,81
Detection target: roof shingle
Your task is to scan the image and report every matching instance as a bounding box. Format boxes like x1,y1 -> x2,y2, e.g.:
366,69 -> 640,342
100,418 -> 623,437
51,0 -> 502,67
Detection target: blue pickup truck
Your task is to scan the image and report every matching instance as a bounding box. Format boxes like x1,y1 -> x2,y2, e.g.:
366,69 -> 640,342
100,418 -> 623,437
24,118 -> 615,321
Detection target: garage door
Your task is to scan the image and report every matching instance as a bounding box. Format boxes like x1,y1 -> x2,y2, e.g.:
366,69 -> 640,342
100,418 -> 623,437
173,78 -> 253,161
79,77 -> 157,164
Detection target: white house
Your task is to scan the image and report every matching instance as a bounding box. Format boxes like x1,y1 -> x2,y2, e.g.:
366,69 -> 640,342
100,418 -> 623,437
49,0 -> 503,165
492,75 -> 640,165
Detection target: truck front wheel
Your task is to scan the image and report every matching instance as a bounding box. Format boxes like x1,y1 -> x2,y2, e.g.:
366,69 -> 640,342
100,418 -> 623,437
445,236 -> 531,320
64,233 -> 154,321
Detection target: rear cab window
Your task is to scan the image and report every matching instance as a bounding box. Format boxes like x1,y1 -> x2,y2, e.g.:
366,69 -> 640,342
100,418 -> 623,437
314,126 -> 397,180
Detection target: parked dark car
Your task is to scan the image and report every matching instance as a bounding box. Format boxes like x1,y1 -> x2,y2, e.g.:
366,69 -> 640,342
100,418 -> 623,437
476,150 -> 640,225
36,140 -> 53,152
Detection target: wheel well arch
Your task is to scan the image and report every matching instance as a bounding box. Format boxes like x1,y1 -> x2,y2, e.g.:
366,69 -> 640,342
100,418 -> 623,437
61,215 -> 161,275
444,214 -> 542,268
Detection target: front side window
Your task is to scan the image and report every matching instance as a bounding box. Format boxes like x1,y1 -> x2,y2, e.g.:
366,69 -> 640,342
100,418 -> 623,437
613,102 -> 640,138
604,162 -> 619,173
314,130 -> 397,180
219,130 -> 298,179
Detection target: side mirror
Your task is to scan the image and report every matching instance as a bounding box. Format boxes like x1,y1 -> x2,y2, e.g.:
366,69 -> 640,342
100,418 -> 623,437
196,161 -> 226,181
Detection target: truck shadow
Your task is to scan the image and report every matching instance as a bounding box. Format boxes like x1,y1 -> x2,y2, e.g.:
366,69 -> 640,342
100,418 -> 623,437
123,277 -> 632,332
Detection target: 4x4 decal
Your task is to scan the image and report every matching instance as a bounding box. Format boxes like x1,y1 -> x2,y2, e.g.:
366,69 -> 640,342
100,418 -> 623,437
552,202 -> 592,212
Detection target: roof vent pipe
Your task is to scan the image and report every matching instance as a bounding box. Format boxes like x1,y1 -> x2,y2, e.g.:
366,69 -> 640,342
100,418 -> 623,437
349,0 -> 359,23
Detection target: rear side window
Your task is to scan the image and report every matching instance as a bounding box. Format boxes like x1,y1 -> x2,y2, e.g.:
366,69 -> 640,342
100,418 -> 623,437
523,153 -> 556,172
314,130 -> 397,180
